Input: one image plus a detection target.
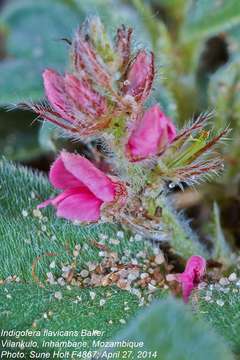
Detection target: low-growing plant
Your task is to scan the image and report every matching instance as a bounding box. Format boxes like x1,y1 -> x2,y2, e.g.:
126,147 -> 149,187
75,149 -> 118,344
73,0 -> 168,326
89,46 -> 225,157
1,2 -> 240,358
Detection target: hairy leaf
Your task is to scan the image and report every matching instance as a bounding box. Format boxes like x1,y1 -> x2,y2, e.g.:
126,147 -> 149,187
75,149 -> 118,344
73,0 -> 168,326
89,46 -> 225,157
105,297 -> 234,360
0,0 -> 81,104
0,158 -> 151,281
0,284 -> 140,354
196,281 -> 240,354
158,197 -> 206,258
0,109 -> 41,161
182,0 -> 240,41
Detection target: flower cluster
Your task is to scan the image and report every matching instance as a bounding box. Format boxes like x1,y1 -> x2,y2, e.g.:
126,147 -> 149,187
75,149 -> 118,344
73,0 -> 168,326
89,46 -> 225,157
28,17 -> 155,138
24,17 -> 227,242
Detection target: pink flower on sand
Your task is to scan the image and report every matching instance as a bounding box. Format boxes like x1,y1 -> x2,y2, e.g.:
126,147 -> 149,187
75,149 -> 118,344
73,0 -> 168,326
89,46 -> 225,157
166,255 -> 206,303
122,50 -> 154,103
38,151 -> 126,222
126,104 -> 176,162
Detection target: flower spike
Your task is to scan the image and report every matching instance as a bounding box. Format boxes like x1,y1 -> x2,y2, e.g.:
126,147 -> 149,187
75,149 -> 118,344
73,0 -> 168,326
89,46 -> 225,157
20,17 -> 228,247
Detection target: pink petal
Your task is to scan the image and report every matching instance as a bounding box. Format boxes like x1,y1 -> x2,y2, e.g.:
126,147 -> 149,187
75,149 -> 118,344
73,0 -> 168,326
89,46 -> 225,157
37,187 -> 103,222
184,255 -> 206,283
167,121 -> 177,143
127,51 -> 148,90
116,25 -> 132,69
124,50 -> 154,102
64,74 -> 107,117
126,105 -> 176,161
56,191 -> 102,222
167,255 -> 206,303
49,156 -> 82,190
61,151 -> 116,202
72,31 -> 111,88
37,187 -> 85,209
181,277 -> 195,303
43,69 -> 73,122
37,199 -> 53,209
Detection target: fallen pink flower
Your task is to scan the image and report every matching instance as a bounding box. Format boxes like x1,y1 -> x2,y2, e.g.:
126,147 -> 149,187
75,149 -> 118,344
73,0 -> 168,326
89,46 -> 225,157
126,104 -> 176,161
166,255 -> 206,303
122,50 -> 154,103
38,151 -> 126,222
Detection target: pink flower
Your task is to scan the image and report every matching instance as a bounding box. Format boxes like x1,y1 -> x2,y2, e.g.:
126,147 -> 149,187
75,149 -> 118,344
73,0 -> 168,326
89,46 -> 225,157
126,104 -> 176,161
166,255 -> 206,303
38,69 -> 109,136
43,69 -> 107,118
123,50 -> 154,103
38,151 -> 126,222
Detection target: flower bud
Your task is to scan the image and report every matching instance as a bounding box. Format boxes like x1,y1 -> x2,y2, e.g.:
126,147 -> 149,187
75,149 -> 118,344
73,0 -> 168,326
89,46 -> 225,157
72,25 -> 112,90
41,69 -> 109,136
42,69 -> 74,122
64,73 -> 107,118
83,16 -> 118,70
126,104 -> 176,161
116,24 -> 132,71
123,50 -> 154,103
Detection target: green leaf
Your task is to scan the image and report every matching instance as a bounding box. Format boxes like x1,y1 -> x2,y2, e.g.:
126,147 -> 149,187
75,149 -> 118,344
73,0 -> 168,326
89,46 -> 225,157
131,0 -> 180,122
0,160 -> 167,356
105,297 -> 234,359
196,280 -> 240,354
146,0 -> 190,40
227,23 -> 240,54
132,0 -> 160,51
182,0 -> 240,41
208,57 -> 240,179
211,202 -> 234,263
0,59 -> 45,104
1,0 -> 79,62
0,158 -> 152,281
147,83 -> 178,122
209,57 -> 240,131
0,109 -> 41,161
0,0 -> 81,104
158,197 -> 206,258
0,283 -> 140,355
38,122 -> 61,153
